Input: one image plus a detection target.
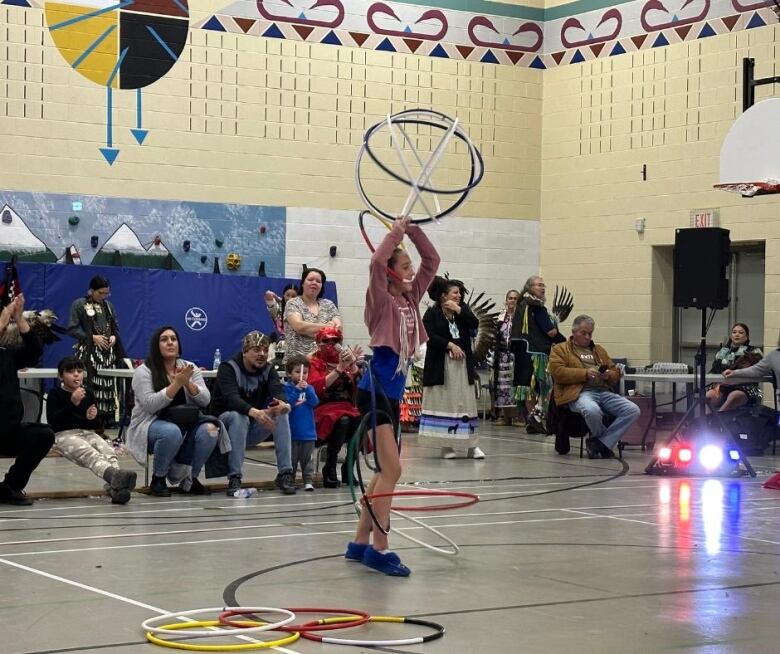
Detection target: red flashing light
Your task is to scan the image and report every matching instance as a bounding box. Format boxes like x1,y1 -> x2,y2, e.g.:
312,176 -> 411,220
677,447 -> 693,464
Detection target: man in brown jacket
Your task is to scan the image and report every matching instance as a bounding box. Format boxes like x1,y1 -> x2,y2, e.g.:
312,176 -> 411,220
549,315 -> 639,458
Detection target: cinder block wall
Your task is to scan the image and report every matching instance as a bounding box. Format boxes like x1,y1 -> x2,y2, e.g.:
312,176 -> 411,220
3,3 -> 779,356
541,24 -> 780,364
0,4 -> 542,344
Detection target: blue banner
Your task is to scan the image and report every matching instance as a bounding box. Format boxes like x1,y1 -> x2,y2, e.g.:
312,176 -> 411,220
14,263 -> 336,369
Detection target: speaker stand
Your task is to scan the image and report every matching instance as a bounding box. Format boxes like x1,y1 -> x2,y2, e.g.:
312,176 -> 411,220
645,308 -> 756,477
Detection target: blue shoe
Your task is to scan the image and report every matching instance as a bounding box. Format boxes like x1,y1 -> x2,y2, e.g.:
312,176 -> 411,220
361,546 -> 411,577
344,541 -> 368,562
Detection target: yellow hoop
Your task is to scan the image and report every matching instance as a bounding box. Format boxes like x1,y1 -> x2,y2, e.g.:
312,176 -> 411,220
145,620 -> 300,651
359,210 -> 406,252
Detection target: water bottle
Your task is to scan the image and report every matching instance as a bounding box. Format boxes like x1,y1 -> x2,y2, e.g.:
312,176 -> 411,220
233,487 -> 258,498
212,348 -> 221,370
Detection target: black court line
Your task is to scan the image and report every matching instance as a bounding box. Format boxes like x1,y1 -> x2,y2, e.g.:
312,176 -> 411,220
408,579 -> 780,619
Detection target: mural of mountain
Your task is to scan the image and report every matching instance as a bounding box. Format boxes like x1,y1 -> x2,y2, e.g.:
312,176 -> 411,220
146,239 -> 171,256
92,223 -> 183,270
0,190 -> 286,275
0,204 -> 57,262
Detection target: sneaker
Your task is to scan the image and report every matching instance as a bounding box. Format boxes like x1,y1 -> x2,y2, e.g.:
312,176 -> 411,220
0,482 -> 33,506
182,478 -> 211,495
345,541 -> 368,561
226,476 -> 242,497
149,475 -> 171,497
362,546 -> 411,577
585,437 -> 601,460
304,482 -> 315,492
493,417 -> 509,426
467,446 -> 485,459
109,487 -> 131,505
275,471 -> 296,495
441,447 -> 457,459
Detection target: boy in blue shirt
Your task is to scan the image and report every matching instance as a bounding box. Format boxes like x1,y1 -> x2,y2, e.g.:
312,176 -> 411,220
284,355 -> 319,491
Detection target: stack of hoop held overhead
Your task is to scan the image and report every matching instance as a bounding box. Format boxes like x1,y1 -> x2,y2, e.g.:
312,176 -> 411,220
355,108 -> 484,226
142,607 -> 445,650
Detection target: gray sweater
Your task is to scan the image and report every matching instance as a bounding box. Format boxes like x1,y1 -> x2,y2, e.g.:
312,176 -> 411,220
126,361 -> 211,466
726,349 -> 779,396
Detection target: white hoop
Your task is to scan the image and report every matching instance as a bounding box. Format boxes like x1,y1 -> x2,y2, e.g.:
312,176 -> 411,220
391,509 -> 460,556
141,607 -> 295,639
354,501 -> 459,556
355,108 -> 484,224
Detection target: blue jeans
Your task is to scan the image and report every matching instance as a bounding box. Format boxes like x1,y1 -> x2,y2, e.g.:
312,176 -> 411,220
569,390 -> 641,450
219,411 -> 292,478
147,419 -> 218,478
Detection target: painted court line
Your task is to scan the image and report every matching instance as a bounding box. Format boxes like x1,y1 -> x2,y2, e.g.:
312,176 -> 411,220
0,515 -> 601,558
0,557 -> 301,654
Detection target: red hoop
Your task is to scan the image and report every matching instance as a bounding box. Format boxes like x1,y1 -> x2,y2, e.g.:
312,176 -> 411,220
714,181 -> 780,197
365,490 -> 479,512
218,607 -> 370,633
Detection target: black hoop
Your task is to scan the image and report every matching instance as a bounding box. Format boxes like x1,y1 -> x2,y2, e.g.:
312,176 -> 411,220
355,109 -> 484,224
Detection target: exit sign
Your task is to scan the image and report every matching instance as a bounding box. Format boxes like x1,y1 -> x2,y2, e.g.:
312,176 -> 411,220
690,208 -> 719,228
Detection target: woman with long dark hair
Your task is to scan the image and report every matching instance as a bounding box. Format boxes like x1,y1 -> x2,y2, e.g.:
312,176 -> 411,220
126,326 -> 221,496
493,289 -> 521,426
67,275 -> 125,425
418,276 -> 482,459
707,323 -> 763,411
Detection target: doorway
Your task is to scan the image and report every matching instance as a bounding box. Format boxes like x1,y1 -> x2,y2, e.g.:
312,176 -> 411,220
675,242 -> 765,366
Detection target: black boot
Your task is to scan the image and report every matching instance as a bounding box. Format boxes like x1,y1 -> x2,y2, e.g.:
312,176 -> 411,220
322,465 -> 340,488
323,416 -> 353,488
149,475 -> 171,497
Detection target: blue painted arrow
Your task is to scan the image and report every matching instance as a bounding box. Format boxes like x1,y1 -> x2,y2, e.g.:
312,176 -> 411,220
131,88 -> 148,144
99,86 -> 119,165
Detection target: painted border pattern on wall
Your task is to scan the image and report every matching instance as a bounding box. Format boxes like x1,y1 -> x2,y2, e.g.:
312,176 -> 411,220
192,0 -> 778,69
5,0 -> 778,69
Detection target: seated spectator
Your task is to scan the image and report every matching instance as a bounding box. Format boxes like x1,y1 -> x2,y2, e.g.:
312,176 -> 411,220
46,356 -> 137,504
549,315 -> 640,459
284,355 -> 319,491
724,329 -> 780,393
284,268 -> 341,359
211,331 -> 296,496
707,323 -> 763,412
308,326 -> 363,487
0,295 -> 55,506
126,326 -> 221,497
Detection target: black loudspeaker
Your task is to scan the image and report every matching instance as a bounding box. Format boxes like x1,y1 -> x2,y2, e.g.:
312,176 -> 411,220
673,227 -> 730,309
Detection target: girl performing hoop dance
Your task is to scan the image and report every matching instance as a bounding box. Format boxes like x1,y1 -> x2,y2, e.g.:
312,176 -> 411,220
345,216 -> 440,576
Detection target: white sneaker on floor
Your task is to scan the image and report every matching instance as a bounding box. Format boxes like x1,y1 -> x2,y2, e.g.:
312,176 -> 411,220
468,447 -> 485,459
441,447 -> 457,459
304,482 -> 315,492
